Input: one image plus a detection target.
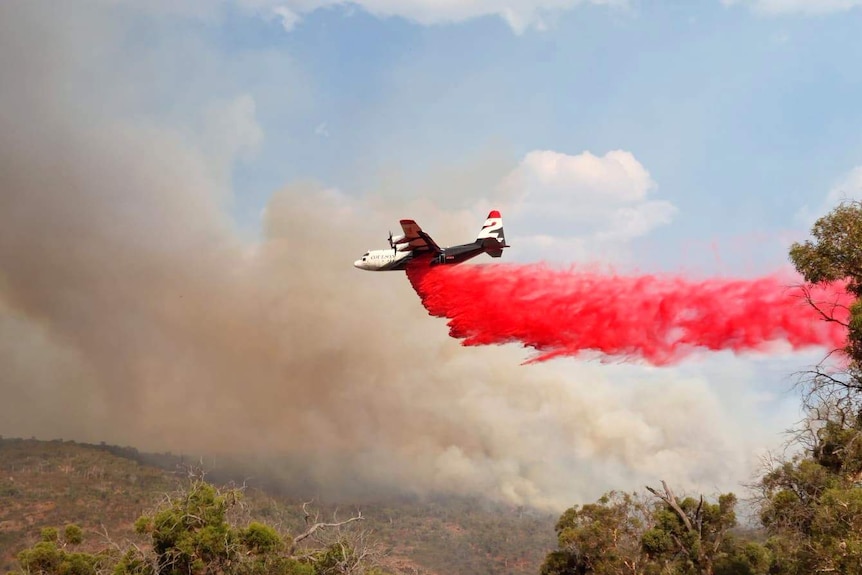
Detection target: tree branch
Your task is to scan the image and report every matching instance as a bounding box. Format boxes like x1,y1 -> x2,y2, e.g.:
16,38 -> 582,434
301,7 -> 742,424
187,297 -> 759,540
292,511 -> 364,545
646,481 -> 694,533
796,284 -> 851,329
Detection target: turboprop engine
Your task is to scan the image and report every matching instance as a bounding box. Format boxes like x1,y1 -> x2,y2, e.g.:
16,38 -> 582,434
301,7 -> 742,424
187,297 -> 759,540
388,232 -> 412,251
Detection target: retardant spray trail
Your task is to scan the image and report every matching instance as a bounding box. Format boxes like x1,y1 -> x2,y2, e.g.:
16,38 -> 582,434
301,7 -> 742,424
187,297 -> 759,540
406,262 -> 851,365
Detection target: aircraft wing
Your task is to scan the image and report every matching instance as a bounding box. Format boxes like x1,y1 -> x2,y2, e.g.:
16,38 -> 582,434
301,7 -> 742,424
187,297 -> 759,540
399,219 -> 442,254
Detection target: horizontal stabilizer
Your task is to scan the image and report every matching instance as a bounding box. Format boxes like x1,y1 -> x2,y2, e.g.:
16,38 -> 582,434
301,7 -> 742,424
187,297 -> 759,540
481,236 -> 506,258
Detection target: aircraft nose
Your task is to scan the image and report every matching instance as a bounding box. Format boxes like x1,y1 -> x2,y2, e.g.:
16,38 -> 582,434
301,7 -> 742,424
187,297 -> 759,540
353,259 -> 363,269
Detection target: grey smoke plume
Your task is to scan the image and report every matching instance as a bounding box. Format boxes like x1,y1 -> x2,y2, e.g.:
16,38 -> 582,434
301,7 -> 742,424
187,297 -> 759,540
0,0 -> 788,510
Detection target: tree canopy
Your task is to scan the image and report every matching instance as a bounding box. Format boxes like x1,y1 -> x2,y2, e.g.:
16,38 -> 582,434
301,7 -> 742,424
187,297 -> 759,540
12,477 -> 388,575
541,200 -> 862,575
791,200 -> 862,364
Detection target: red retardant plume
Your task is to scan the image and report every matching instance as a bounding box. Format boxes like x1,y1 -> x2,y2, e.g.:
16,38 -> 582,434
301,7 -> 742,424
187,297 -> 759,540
406,261 -> 851,365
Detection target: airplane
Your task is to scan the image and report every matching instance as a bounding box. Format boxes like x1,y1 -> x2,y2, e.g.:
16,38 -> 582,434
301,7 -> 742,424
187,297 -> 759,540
353,210 -> 508,271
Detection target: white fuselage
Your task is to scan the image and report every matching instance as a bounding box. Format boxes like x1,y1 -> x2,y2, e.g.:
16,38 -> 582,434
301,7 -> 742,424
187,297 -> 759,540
353,249 -> 412,271
355,210 -> 507,272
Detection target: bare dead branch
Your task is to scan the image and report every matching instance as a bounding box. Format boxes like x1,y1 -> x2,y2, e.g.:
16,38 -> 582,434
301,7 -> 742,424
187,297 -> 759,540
301,500 -> 318,525
293,511 -> 364,545
646,481 -> 694,533
794,284 -> 851,329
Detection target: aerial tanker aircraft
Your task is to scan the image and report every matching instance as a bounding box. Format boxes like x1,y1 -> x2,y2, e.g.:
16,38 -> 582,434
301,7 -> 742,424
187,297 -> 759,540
353,211 -> 508,271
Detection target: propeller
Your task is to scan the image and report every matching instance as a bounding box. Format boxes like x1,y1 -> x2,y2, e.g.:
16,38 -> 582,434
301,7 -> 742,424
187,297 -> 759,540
388,230 -> 395,253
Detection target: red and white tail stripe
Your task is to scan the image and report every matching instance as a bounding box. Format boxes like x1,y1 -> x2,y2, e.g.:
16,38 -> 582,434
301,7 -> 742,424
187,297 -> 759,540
476,210 -> 505,243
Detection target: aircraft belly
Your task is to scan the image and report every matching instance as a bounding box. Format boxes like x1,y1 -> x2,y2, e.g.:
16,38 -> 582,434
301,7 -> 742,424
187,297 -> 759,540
431,242 -> 484,266
448,251 -> 483,264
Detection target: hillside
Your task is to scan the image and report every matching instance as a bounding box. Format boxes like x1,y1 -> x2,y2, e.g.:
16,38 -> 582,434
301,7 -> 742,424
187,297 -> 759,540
0,438 -> 555,574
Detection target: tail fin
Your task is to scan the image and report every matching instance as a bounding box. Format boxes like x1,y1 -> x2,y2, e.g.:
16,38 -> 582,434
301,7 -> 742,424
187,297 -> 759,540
477,210 -> 507,257
476,210 -> 506,243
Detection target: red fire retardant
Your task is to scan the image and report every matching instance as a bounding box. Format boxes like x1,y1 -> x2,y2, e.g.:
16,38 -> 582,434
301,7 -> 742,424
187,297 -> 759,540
407,262 -> 851,365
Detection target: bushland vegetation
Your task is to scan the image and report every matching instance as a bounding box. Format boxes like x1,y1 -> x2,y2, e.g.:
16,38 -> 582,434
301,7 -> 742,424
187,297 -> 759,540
1,439 -> 553,575
541,201 -> 862,575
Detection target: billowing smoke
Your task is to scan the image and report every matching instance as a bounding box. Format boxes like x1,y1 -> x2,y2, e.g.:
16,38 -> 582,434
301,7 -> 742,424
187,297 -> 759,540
0,0 -> 825,510
407,263 -> 849,364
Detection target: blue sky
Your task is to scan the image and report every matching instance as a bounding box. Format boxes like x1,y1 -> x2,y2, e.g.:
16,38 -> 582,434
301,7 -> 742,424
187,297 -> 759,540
121,0 -> 862,273
4,0 -> 862,508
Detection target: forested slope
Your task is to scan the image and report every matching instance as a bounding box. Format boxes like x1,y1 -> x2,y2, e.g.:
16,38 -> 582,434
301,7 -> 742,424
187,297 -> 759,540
0,438 -> 555,574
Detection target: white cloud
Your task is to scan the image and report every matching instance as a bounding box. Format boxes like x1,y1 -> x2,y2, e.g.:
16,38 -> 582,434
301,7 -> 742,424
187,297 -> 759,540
494,149 -> 677,262
272,5 -> 300,30
796,165 -> 862,225
822,166 -> 862,205
314,121 -> 330,138
97,0 -> 628,37
723,0 -> 862,15
518,149 -> 655,203
238,0 -> 628,34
